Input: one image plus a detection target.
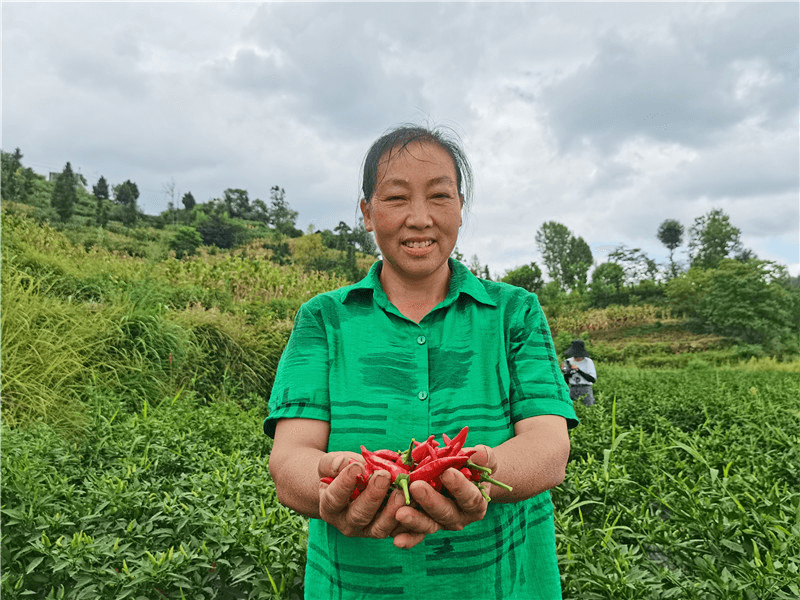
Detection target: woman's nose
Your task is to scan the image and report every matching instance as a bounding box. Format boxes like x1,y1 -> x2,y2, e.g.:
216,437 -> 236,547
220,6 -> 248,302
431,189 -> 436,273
405,198 -> 433,228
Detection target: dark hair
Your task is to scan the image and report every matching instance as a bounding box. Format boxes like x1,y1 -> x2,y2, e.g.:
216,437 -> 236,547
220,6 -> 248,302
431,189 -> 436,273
360,124 -> 473,212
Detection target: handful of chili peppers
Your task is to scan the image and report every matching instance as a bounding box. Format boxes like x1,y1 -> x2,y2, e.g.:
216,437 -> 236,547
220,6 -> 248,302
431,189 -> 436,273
320,426 -> 512,505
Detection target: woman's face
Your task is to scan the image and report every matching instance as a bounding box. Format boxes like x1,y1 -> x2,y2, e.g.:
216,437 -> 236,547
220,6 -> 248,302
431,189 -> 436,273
361,141 -> 462,284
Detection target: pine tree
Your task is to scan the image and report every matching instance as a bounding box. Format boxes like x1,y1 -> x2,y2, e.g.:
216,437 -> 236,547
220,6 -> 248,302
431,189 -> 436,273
50,162 -> 77,222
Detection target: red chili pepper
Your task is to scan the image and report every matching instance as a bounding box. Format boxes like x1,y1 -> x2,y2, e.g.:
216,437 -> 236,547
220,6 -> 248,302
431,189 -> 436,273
411,435 -> 437,462
373,449 -> 401,461
460,467 -> 480,482
426,443 -> 439,462
416,454 -> 433,469
409,455 -> 470,483
443,426 -> 468,457
442,433 -> 451,445
320,476 -> 334,485
362,446 -> 410,479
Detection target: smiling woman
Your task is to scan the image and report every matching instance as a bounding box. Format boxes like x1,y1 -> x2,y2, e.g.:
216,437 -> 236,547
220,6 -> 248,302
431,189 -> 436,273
265,123 -> 578,600
361,139 -> 464,320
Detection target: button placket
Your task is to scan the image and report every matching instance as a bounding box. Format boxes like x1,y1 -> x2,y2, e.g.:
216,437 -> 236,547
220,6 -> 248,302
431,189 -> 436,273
414,327 -> 429,403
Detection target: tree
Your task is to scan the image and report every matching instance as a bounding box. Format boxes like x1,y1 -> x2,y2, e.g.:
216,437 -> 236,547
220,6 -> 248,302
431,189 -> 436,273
92,176 -> 110,200
607,245 -> 658,286
589,262 -> 627,307
501,263 -> 544,293
563,236 -> 593,292
334,221 -> 352,250
169,226 -> 203,259
195,211 -> 243,249
1,148 -> 34,203
535,221 -> 572,290
267,186 -> 301,236
535,221 -> 591,292
95,194 -> 109,228
92,176 -> 111,227
467,254 -> 484,276
688,208 -> 743,269
182,191 -> 196,212
223,188 -> 250,219
163,178 -> 178,225
292,233 -> 326,270
350,217 -> 378,256
657,219 -> 684,278
50,162 -> 78,222
113,180 -> 140,226
667,259 -> 797,349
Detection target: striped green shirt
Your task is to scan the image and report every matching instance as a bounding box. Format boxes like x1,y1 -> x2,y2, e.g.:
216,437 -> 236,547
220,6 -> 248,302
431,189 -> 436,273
265,259 -> 578,599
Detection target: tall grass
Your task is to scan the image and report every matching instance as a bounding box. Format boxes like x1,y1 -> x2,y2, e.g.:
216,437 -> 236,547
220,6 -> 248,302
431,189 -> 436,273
0,267 -> 99,432
0,211 -> 343,433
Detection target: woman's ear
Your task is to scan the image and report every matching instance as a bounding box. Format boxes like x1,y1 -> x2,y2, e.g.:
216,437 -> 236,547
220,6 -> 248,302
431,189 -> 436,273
360,198 -> 374,232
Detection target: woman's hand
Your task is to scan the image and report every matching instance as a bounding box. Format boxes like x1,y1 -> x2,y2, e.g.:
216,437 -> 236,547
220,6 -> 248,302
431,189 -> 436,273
394,445 -> 496,540
317,452 -> 428,546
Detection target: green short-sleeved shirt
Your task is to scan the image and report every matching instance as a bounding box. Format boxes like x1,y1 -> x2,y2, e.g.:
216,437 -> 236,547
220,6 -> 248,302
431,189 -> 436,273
265,259 -> 578,600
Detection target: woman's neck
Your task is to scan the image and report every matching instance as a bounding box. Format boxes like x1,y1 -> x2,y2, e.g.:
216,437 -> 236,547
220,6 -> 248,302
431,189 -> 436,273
379,261 -> 452,322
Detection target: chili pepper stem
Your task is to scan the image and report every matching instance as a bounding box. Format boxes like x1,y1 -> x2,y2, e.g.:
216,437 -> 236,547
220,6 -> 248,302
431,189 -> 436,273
476,483 -> 492,502
395,473 -> 411,505
480,474 -> 513,492
465,460 -> 492,474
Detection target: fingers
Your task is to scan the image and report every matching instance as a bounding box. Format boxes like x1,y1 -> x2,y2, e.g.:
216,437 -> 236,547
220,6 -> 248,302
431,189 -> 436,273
407,470 -> 487,531
393,530 -> 427,549
347,470 -> 391,528
318,451 -> 363,478
467,445 -> 497,472
366,488 -> 407,539
395,500 -> 443,536
440,469 -> 487,516
319,462 -> 363,516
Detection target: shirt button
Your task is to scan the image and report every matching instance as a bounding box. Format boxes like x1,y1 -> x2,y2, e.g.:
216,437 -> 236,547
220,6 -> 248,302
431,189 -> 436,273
417,335 -> 427,345
417,390 -> 428,401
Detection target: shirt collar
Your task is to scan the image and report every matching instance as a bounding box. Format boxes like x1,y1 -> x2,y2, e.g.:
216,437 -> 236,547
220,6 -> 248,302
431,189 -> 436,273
342,259 -> 497,308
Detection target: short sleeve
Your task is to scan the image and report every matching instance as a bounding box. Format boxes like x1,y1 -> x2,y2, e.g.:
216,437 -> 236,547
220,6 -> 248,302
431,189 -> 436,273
263,302 -> 332,437
583,358 -> 597,381
507,296 -> 579,429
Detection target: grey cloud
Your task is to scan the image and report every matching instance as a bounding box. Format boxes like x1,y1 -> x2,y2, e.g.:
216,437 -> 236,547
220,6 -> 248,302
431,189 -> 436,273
540,4 -> 798,154
209,3 -> 440,138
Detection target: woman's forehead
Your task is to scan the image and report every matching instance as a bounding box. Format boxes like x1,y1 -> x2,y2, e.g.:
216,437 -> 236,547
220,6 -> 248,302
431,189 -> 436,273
376,141 -> 457,176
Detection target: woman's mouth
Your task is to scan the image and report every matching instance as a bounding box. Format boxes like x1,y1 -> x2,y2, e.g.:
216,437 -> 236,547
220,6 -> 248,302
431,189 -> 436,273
403,240 -> 434,248
402,239 -> 436,256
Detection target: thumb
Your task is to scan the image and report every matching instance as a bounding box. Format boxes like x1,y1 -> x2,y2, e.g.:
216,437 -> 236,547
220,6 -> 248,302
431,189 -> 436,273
468,445 -> 498,473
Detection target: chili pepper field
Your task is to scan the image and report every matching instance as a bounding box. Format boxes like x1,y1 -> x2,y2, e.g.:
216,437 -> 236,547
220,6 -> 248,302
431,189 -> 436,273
1,363 -> 797,599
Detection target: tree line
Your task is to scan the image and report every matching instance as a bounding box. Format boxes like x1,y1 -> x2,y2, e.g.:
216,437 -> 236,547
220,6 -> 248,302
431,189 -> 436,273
3,147 -> 797,352
496,213 -> 799,353
1,148 -> 378,274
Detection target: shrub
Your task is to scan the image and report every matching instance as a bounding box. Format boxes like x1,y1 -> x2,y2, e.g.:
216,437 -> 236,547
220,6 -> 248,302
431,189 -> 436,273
169,226 -> 203,259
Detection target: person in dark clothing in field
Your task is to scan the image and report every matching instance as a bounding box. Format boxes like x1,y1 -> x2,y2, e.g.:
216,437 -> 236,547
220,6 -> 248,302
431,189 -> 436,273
561,339 -> 597,406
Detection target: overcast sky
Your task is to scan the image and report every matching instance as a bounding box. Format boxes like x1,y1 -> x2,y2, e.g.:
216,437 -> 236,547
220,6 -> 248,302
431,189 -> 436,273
3,2 -> 798,277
